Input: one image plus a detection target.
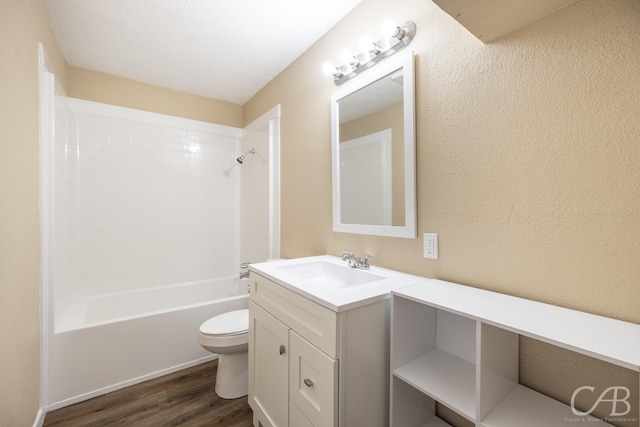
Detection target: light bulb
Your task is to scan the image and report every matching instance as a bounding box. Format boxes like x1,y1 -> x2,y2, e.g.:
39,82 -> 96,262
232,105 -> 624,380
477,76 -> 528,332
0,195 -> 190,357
322,62 -> 338,76
381,20 -> 400,38
358,37 -> 373,52
340,49 -> 356,66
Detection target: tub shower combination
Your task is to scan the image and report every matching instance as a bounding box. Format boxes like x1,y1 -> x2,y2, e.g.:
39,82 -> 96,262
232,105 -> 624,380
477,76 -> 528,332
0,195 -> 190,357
45,98 -> 278,408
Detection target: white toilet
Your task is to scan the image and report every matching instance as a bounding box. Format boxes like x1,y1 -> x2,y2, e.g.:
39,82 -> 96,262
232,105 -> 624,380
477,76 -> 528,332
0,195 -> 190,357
198,308 -> 249,399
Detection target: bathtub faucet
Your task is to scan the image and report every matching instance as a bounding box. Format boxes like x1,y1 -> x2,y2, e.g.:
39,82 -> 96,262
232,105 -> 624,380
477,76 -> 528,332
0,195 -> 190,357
239,262 -> 251,279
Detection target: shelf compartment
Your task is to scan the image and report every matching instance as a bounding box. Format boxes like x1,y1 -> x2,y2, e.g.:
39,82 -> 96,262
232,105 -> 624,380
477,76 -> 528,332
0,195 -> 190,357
391,376 -> 453,427
481,384 -> 615,427
391,295 -> 477,424
478,323 -> 519,420
394,348 -> 476,422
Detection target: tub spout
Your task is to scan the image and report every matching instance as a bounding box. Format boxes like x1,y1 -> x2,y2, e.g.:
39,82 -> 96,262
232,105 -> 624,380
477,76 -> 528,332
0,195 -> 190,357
239,262 -> 251,279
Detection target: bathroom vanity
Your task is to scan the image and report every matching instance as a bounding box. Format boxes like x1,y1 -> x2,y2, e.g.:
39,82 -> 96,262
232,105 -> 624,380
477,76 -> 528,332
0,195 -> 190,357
248,255 -> 426,427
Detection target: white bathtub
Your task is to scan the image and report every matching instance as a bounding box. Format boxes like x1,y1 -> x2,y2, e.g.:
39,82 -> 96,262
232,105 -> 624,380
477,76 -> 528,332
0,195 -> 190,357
48,277 -> 249,410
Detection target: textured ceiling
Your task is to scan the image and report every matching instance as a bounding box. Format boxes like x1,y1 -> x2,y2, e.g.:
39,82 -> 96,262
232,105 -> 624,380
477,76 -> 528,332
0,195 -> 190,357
44,0 -> 362,105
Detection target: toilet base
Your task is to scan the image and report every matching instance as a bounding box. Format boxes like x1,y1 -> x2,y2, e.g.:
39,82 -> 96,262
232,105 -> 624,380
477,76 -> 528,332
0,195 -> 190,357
215,352 -> 248,399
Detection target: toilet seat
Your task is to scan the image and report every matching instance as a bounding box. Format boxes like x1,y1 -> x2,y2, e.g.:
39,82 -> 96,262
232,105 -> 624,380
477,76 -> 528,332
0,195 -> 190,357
199,309 -> 249,352
200,309 -> 249,336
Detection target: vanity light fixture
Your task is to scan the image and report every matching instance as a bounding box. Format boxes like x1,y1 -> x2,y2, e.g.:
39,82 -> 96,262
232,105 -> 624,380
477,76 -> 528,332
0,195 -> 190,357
358,37 -> 381,56
322,20 -> 416,85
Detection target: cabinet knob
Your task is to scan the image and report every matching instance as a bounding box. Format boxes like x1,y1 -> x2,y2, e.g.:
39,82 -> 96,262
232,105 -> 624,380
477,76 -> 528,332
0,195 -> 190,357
303,378 -> 314,387
279,345 -> 285,355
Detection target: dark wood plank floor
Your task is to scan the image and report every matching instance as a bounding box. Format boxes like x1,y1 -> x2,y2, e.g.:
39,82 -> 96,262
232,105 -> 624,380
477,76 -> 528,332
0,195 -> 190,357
44,360 -> 253,427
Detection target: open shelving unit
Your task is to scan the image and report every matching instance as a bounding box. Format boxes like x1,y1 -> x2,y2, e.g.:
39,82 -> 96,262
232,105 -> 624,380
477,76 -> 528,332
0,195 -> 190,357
390,279 -> 640,427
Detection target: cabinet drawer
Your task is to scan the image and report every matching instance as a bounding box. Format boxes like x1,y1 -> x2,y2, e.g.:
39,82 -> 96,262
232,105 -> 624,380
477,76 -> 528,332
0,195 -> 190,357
250,272 -> 337,357
289,331 -> 338,427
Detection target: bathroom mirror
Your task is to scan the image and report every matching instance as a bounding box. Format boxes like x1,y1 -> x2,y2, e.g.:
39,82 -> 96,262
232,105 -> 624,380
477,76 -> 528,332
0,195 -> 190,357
331,51 -> 416,238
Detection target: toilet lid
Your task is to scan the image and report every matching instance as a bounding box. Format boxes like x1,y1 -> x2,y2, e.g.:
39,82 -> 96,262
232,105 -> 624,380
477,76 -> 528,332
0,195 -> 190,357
200,309 -> 249,336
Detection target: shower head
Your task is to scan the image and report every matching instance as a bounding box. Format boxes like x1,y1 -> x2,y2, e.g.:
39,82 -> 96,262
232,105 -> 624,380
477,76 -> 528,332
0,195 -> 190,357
236,148 -> 255,164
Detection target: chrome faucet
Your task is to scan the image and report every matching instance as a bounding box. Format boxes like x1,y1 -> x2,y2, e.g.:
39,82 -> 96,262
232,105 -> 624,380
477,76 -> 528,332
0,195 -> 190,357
342,250 -> 373,270
239,262 -> 251,279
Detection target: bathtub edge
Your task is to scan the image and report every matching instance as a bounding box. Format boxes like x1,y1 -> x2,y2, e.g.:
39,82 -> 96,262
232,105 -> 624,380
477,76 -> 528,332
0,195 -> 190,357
46,354 -> 218,411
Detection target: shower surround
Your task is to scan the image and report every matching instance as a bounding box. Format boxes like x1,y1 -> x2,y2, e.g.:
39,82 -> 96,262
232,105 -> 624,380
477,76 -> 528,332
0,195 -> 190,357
45,97 -> 279,408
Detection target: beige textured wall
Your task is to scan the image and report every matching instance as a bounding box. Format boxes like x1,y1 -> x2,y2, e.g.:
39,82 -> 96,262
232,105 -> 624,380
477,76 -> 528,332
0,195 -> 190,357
245,0 -> 640,327
68,67 -> 243,127
1,0 -> 638,424
0,0 -> 67,425
244,0 -> 640,423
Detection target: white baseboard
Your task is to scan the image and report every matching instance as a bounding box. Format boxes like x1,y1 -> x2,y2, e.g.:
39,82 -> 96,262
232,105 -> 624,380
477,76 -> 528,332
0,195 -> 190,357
33,408 -> 46,427
46,355 -> 217,412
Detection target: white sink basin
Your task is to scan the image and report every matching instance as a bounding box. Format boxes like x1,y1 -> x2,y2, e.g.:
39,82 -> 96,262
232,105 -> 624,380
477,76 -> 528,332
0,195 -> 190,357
276,260 -> 385,290
250,255 -> 427,312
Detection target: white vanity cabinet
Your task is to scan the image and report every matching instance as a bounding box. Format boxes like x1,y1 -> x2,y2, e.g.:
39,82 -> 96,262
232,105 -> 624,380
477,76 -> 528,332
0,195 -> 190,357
248,271 -> 391,427
390,280 -> 640,427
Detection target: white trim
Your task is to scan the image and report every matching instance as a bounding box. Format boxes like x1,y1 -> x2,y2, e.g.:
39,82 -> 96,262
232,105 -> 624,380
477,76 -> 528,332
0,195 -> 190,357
38,43 -> 54,419
331,51 -> 416,238
65,97 -> 243,138
32,409 -> 45,427
243,105 -> 281,260
243,104 -> 281,129
268,106 -> 281,260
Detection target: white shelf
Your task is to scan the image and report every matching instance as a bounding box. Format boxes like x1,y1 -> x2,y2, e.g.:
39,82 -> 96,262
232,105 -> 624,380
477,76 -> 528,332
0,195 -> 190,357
394,348 -> 476,422
394,279 -> 640,371
390,279 -> 640,427
481,384 -> 614,427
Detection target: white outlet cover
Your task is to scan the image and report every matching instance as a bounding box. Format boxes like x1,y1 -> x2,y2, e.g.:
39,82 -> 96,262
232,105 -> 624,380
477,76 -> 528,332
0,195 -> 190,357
423,233 -> 438,259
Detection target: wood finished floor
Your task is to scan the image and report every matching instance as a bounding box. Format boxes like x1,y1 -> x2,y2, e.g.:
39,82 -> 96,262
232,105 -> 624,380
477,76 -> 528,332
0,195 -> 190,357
43,360 -> 253,427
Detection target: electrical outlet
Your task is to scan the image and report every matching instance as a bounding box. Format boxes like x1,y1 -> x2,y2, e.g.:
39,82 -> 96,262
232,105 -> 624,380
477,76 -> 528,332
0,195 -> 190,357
423,233 -> 438,259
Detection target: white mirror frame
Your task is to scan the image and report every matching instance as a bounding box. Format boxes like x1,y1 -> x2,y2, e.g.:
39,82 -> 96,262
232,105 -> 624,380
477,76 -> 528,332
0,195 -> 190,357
331,51 -> 416,238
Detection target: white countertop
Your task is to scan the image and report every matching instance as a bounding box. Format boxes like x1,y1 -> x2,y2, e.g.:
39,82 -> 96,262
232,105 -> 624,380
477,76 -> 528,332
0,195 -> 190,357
395,279 -> 640,371
249,255 -> 428,312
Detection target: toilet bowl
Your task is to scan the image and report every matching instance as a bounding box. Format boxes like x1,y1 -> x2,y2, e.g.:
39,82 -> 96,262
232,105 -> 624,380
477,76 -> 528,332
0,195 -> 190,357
199,309 -> 249,399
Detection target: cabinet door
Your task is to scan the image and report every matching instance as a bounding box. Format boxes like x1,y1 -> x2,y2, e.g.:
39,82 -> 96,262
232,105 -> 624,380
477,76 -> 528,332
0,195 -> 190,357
290,402 -> 315,427
249,301 -> 289,427
289,331 -> 338,427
